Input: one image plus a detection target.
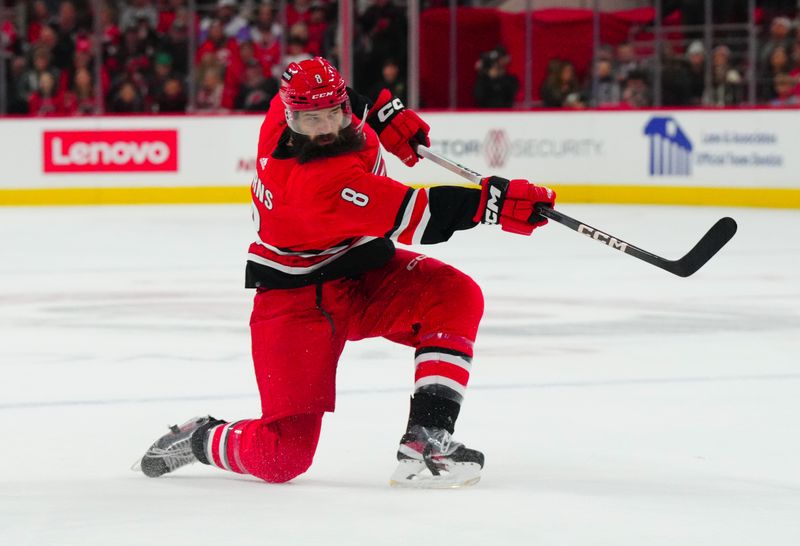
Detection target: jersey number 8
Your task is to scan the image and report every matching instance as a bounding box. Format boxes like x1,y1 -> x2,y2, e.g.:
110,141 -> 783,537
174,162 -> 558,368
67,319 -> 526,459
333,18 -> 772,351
341,188 -> 369,207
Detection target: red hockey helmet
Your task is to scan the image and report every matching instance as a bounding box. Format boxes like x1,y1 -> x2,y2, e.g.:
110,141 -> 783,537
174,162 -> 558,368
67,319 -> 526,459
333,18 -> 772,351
280,57 -> 352,135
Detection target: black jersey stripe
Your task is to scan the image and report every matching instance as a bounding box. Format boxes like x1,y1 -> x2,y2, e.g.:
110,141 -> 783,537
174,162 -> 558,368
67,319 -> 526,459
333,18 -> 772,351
384,187 -> 414,239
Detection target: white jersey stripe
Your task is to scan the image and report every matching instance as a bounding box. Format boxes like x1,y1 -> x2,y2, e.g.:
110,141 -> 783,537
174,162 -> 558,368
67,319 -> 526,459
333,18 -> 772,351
411,198 -> 432,245
248,236 -> 377,274
414,352 -> 472,372
253,235 -> 351,258
390,190 -> 419,242
414,376 -> 467,396
372,147 -> 383,174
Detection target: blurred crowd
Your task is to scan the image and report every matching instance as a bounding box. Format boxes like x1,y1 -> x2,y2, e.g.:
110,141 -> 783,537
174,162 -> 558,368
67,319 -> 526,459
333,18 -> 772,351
1,0 -> 406,115
475,10 -> 800,109
2,0 -> 800,116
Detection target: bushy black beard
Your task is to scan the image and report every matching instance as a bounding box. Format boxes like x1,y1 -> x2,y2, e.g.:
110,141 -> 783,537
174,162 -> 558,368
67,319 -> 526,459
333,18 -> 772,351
293,124 -> 365,164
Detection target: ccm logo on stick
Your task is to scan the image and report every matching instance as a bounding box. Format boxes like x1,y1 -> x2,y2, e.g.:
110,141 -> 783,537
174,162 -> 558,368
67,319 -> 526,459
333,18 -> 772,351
578,224 -> 629,251
43,130 -> 178,173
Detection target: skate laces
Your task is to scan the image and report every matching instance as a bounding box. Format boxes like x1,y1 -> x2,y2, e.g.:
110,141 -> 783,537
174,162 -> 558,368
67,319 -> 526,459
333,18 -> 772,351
404,426 -> 461,457
145,438 -> 195,470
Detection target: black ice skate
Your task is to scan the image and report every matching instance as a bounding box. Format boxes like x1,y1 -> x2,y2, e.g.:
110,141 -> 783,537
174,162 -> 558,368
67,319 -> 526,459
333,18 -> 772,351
390,425 -> 484,488
132,415 -> 220,478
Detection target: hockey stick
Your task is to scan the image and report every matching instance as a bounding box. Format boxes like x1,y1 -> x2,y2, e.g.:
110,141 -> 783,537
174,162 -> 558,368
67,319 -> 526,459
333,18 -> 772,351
416,146 -> 738,278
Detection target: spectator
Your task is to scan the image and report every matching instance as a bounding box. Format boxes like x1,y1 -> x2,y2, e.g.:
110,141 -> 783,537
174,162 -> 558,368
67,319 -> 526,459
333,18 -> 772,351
540,59 -> 581,108
224,40 -> 260,108
306,1 -> 328,57
98,3 -> 122,71
196,66 -> 226,112
120,0 -> 159,34
196,19 -> 240,70
621,69 -> 651,108
1,17 -> 18,53
283,34 -> 312,66
685,40 -> 706,105
109,80 -> 145,113
201,0 -> 250,43
249,2 -> 282,45
707,45 -> 743,106
62,67 -> 98,115
790,42 -> 800,96
26,1 -> 52,44
586,57 -> 621,107
33,24 -> 59,55
769,73 -> 800,106
17,46 -> 60,106
615,43 -> 641,85
358,0 -> 408,93
286,0 -> 313,28
28,72 -> 63,116
759,16 -> 793,67
160,19 -> 190,77
52,1 -> 80,70
659,44 -> 693,106
5,56 -> 32,114
760,45 -> 792,101
474,47 -> 519,108
235,60 -> 279,111
156,0 -> 187,34
147,52 -> 176,109
251,17 -> 281,78
368,58 -> 407,104
154,76 -> 188,113
59,37 -> 110,98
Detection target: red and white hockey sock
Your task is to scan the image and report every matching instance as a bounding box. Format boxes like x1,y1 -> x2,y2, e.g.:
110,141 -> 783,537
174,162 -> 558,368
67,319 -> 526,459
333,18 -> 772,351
202,420 -> 255,474
413,344 -> 473,404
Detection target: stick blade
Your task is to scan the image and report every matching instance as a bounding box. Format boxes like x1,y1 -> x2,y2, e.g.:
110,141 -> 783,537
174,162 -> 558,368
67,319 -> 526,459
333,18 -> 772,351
669,217 -> 738,277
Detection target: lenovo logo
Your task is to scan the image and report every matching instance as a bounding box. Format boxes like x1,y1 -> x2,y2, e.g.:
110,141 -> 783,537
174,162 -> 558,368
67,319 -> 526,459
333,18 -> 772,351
43,130 -> 178,173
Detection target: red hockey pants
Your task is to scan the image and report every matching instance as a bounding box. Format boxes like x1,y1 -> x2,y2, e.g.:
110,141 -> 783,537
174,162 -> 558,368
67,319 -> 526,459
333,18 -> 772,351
217,249 -> 484,483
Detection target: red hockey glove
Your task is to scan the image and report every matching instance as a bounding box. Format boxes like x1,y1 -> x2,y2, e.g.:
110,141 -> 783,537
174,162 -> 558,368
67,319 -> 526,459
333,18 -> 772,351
473,176 -> 556,236
367,89 -> 430,167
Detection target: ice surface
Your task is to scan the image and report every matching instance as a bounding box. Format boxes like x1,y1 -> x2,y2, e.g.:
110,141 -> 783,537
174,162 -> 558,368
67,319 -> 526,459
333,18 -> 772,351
1,204 -> 798,546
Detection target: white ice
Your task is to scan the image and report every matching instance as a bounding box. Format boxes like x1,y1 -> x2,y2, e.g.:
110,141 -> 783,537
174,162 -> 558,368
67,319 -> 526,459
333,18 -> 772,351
1,204 -> 798,546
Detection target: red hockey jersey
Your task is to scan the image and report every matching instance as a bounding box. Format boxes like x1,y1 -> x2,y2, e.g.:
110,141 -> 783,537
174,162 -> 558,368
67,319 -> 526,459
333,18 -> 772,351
246,93 -> 481,289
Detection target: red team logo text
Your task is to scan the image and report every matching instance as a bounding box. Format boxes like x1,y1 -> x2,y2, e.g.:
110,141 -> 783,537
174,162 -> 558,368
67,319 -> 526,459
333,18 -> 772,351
43,130 -> 179,173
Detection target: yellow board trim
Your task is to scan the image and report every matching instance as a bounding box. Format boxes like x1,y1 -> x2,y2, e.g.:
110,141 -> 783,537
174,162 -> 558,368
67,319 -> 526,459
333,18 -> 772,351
1,184 -> 799,208
0,186 -> 250,206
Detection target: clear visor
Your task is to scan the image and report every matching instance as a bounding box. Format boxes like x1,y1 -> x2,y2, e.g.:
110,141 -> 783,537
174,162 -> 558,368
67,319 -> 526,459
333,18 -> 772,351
285,101 -> 352,136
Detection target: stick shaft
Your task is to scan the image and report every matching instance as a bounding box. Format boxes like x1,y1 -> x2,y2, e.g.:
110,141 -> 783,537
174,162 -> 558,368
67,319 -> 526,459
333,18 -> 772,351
416,147 -> 736,277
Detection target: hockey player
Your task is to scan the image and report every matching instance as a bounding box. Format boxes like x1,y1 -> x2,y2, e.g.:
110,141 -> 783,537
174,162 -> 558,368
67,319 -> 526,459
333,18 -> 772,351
134,57 -> 555,488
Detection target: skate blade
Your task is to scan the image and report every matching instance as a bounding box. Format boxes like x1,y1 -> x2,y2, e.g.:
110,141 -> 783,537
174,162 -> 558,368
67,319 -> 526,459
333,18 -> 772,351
389,460 -> 482,489
130,457 -> 143,472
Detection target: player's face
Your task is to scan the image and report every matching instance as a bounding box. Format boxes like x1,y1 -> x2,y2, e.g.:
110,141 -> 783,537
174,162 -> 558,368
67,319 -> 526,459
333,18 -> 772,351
296,106 -> 345,144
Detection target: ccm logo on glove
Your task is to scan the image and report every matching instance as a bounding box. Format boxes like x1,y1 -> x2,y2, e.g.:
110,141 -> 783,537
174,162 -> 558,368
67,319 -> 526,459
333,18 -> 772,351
475,176 -> 556,236
377,98 -> 405,123
484,185 -> 504,225
367,89 -> 431,167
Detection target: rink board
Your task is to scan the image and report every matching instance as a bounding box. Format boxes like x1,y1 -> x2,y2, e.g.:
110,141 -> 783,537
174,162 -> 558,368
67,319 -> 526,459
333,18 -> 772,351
0,109 -> 798,207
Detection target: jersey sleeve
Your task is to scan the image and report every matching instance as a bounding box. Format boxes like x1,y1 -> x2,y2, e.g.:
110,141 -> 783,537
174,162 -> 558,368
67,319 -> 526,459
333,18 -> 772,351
259,158 -> 480,249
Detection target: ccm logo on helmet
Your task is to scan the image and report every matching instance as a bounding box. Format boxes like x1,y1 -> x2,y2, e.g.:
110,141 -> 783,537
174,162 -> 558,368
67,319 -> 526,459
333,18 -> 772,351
377,98 -> 404,123
311,91 -> 335,100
